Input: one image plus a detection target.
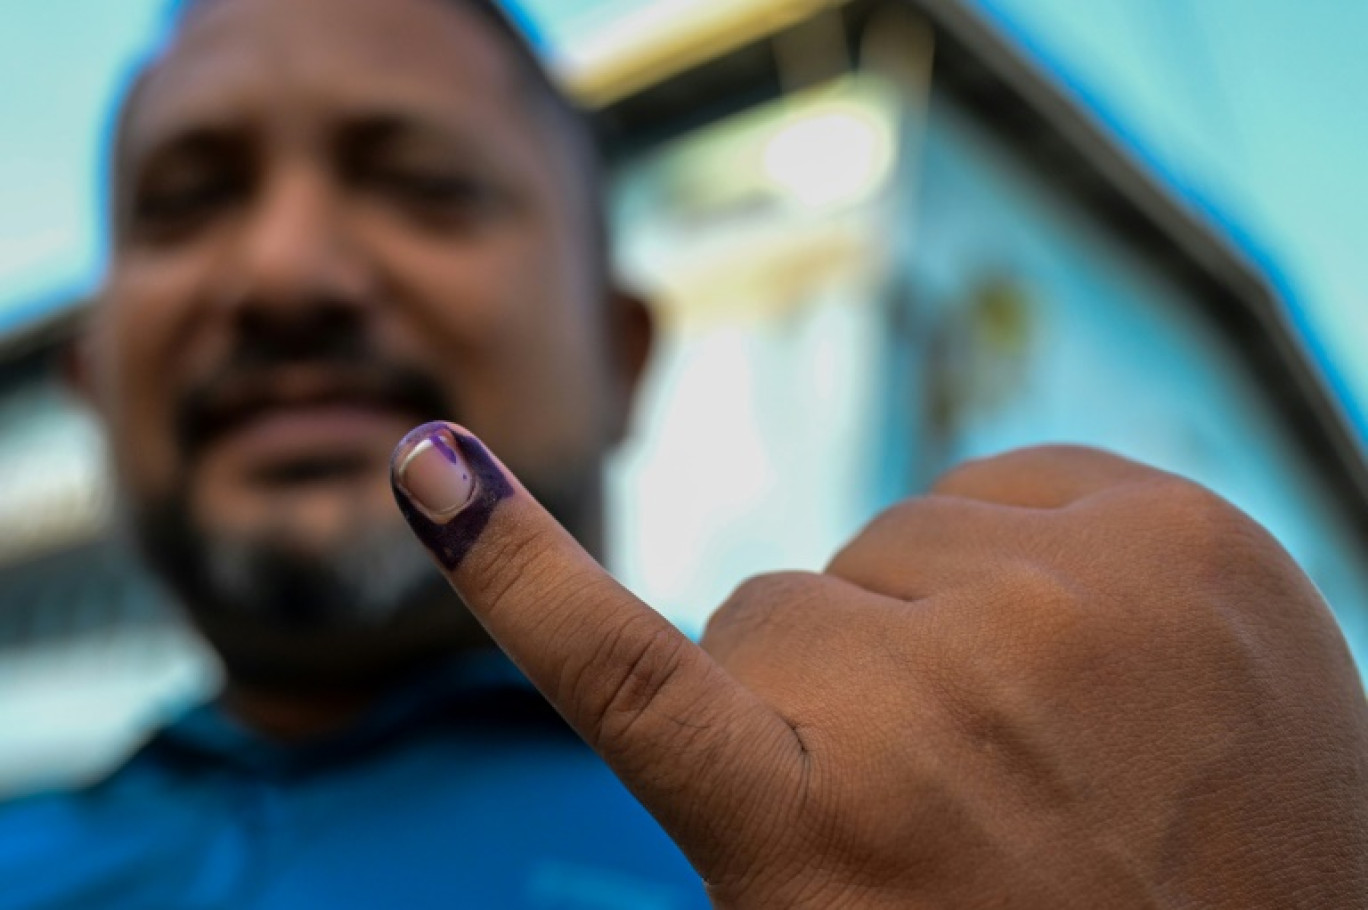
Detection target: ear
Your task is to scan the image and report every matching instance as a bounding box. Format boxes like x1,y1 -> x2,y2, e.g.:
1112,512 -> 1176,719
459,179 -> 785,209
606,284 -> 655,446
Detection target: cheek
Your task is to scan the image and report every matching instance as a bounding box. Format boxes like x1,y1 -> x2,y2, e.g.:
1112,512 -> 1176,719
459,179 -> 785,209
97,258 -> 207,498
372,227 -> 613,468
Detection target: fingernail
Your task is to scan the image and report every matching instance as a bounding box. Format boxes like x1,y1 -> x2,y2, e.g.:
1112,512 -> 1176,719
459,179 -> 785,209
392,423 -> 514,570
395,427 -> 476,520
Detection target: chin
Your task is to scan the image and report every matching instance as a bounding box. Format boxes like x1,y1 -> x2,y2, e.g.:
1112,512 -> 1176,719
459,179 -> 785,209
134,473 -> 442,635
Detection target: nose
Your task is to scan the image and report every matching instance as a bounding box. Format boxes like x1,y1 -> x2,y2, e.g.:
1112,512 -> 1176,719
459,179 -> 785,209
220,164 -> 376,337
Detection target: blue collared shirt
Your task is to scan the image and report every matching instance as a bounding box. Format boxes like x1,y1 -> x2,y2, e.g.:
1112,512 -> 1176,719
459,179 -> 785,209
0,652 -> 708,909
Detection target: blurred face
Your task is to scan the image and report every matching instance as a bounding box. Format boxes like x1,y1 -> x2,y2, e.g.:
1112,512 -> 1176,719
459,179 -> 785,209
84,0 -> 647,683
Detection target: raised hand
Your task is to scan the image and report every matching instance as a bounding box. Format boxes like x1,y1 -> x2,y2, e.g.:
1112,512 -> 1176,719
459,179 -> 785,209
392,422 -> 1368,909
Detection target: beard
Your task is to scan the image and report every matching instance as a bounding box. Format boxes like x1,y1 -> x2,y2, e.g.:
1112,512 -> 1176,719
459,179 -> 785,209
126,460 -> 596,640
129,481 -> 451,634
115,311 -> 604,688
132,311 -> 472,634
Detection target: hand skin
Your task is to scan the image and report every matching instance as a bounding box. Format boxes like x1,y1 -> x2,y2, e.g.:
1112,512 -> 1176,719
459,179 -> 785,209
393,435 -> 1368,909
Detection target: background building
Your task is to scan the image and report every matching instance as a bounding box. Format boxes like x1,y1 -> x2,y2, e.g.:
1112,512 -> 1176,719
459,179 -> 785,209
1,0 -> 1365,795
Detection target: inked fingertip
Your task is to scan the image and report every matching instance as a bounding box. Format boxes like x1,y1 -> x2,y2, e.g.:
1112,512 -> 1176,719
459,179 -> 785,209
391,422 -> 515,570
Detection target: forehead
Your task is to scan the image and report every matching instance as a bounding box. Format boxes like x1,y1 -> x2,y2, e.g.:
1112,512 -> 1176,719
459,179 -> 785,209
126,0 -> 537,156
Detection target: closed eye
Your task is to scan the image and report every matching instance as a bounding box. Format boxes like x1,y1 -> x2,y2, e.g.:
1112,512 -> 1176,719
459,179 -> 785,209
127,132 -> 251,242
364,166 -> 503,229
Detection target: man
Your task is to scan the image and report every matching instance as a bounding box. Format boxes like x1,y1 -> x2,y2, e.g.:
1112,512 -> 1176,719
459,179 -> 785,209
2,0 -> 1366,907
4,0 -> 698,906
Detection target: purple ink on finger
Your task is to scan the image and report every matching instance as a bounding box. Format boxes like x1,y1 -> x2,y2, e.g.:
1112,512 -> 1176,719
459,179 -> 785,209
391,422 -> 513,571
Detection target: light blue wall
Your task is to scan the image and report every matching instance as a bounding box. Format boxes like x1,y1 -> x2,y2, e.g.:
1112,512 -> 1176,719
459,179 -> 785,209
896,92 -> 1368,669
970,0 -> 1368,439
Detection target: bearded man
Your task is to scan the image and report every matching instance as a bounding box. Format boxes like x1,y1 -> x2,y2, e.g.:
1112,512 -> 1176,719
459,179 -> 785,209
2,0 -> 1364,907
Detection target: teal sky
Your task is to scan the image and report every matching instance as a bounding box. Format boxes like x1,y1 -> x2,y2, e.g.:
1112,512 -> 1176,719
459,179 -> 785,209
2,0 -> 1364,424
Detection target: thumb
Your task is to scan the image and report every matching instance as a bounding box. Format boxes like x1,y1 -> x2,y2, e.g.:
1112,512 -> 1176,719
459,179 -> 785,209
389,422 -> 794,847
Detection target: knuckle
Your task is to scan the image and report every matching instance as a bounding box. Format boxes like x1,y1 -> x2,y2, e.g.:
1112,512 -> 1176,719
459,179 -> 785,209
1149,473 -> 1228,521
969,557 -> 1096,657
870,495 -> 941,528
933,444 -> 1109,491
999,559 -> 1085,615
587,617 -> 693,744
1130,479 -> 1313,633
705,571 -> 821,643
842,495 -> 951,550
931,444 -> 1153,510
1136,476 -> 1259,563
929,452 -> 1001,495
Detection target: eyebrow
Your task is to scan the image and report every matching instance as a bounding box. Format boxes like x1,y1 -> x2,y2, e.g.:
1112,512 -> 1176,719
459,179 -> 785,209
113,118 -> 241,226
134,122 -> 242,161
121,109 -> 249,180
114,105 -> 522,225
337,111 -> 497,158
126,103 -> 506,169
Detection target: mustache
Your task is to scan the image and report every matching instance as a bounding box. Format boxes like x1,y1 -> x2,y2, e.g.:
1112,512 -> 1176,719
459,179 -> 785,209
174,330 -> 454,461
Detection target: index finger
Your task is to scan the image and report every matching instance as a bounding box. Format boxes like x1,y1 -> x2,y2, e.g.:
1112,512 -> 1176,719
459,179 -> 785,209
389,422 -> 797,851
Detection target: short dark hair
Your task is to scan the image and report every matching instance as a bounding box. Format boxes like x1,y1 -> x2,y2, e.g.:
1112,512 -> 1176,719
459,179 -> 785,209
116,0 -> 610,282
